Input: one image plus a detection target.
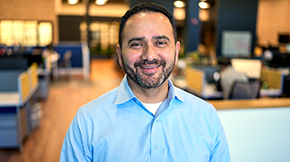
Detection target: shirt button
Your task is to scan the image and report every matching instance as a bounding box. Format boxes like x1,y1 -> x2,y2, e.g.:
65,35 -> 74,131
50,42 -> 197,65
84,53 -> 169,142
155,145 -> 160,150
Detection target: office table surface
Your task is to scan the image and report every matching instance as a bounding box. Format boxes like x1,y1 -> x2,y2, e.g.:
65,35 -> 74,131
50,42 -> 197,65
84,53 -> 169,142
208,98 -> 290,110
0,92 -> 19,106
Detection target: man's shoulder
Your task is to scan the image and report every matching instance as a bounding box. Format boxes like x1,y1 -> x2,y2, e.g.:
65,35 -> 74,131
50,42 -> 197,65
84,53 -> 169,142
173,86 -> 217,118
78,87 -> 119,113
174,86 -> 212,106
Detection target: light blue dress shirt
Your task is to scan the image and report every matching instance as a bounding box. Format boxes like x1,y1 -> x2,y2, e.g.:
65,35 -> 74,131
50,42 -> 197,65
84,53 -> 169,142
60,76 -> 230,162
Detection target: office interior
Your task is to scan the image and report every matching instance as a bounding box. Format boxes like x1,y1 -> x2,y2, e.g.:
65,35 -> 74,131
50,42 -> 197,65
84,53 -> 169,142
0,0 -> 290,161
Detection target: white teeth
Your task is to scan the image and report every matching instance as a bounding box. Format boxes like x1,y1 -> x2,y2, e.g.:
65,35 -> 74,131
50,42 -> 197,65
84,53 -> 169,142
142,66 -> 158,69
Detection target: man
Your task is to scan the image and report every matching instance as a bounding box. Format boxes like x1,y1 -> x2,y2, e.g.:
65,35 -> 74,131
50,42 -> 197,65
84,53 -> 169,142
60,2 -> 230,162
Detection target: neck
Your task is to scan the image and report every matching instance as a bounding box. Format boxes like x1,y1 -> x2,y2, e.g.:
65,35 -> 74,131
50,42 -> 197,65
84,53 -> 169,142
128,78 -> 169,103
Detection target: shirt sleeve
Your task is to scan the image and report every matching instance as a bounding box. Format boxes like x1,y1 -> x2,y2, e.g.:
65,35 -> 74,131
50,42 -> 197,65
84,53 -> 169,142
59,112 -> 92,162
209,106 -> 231,162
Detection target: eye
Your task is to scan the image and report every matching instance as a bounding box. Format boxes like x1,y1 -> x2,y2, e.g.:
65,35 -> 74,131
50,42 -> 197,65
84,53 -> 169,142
155,40 -> 168,47
129,42 -> 144,49
157,42 -> 165,45
131,43 -> 141,46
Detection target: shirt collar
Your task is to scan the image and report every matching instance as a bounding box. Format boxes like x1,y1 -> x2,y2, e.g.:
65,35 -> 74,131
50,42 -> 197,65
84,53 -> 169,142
115,75 -> 185,105
168,78 -> 185,103
115,75 -> 136,105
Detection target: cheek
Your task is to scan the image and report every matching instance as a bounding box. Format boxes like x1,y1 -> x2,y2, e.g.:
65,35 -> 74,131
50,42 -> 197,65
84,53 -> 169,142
122,51 -> 141,66
158,49 -> 176,61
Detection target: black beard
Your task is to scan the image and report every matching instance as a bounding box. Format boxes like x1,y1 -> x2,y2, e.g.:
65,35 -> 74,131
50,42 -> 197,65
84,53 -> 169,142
121,56 -> 175,89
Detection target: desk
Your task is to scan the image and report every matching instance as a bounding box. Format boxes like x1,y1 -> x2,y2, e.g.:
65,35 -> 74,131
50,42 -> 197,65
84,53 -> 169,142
0,92 -> 25,151
209,98 -> 290,162
0,92 -> 19,106
260,88 -> 282,97
172,69 -> 286,99
208,98 -> 290,110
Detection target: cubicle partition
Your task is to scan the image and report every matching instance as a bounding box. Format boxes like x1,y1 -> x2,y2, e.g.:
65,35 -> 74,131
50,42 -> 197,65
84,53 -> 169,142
0,64 -> 39,150
182,64 -> 286,99
1,42 -> 89,80
260,68 -> 285,97
185,66 -> 223,99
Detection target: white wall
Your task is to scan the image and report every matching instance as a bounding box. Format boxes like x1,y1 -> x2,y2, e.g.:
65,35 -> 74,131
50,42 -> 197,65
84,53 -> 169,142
218,107 -> 290,162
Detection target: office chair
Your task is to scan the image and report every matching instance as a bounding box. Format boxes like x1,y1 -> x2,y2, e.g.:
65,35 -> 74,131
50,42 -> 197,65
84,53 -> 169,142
59,50 -> 72,79
229,81 -> 261,100
220,66 -> 248,99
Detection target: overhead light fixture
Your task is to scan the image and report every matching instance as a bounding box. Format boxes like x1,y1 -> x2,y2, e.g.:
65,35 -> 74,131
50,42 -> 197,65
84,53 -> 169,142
95,0 -> 108,5
174,0 -> 186,8
198,1 -> 210,9
67,0 -> 78,5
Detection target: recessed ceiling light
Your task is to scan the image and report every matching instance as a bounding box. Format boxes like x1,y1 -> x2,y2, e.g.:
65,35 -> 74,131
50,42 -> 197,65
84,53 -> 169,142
174,1 -> 186,8
95,0 -> 108,5
67,0 -> 78,5
199,2 -> 210,9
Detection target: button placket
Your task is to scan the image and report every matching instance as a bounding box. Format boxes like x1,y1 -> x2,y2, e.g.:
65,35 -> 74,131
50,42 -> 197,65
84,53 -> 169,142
150,119 -> 164,161
155,145 -> 160,150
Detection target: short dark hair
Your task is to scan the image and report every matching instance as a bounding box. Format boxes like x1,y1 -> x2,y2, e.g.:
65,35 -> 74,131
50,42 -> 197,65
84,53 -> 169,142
118,2 -> 177,48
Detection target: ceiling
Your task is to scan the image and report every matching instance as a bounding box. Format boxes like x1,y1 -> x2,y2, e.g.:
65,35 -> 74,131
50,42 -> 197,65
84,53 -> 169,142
62,0 -> 128,4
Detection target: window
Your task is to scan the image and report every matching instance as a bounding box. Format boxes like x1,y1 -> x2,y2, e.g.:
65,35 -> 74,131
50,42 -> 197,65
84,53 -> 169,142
0,20 -> 53,47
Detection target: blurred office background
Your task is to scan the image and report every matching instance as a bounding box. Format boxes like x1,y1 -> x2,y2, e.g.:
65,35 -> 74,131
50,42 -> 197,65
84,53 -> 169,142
0,0 -> 290,162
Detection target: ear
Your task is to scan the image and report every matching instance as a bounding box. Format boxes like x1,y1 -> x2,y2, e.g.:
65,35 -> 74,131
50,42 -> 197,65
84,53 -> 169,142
116,44 -> 123,68
175,41 -> 180,63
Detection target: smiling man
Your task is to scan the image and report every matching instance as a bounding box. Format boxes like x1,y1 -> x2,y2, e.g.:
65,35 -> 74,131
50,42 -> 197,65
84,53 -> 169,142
60,2 -> 230,162
116,8 -> 179,105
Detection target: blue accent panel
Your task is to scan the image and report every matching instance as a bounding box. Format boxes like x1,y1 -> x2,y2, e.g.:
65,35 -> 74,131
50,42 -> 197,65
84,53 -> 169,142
185,0 -> 200,53
0,107 -> 17,114
0,57 -> 28,70
216,0 -> 258,57
54,42 -> 83,68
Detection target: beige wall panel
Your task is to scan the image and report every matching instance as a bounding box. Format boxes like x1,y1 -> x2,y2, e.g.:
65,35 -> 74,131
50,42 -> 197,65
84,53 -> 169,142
0,0 -> 58,43
257,0 -> 290,46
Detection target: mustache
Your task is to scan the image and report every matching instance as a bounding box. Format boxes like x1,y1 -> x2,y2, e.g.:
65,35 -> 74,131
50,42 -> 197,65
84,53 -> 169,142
134,59 -> 166,67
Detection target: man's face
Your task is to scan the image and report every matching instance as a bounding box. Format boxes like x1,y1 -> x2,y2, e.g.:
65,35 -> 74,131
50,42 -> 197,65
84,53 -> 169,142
117,12 -> 180,89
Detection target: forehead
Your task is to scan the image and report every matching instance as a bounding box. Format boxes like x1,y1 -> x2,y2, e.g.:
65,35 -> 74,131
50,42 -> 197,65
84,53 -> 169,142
122,12 -> 174,40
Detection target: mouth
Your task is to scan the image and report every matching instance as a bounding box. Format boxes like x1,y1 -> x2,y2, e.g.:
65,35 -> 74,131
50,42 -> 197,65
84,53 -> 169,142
134,59 -> 165,74
138,64 -> 161,74
141,65 -> 160,69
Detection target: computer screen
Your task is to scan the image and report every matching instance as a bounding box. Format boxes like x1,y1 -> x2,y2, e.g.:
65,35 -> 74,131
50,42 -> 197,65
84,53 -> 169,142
221,31 -> 252,58
278,34 -> 290,44
269,53 -> 290,68
231,58 -> 262,79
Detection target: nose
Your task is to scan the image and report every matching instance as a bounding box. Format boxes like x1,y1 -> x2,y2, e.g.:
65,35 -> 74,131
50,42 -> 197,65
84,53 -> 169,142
141,43 -> 158,61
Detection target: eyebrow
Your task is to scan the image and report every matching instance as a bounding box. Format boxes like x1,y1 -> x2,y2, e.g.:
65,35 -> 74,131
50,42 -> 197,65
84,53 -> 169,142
127,35 -> 171,46
152,35 -> 170,42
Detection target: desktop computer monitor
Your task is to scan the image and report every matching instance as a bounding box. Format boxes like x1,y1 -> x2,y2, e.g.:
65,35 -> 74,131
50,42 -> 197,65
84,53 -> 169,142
269,52 -> 290,68
231,58 -> 262,79
278,34 -> 290,44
